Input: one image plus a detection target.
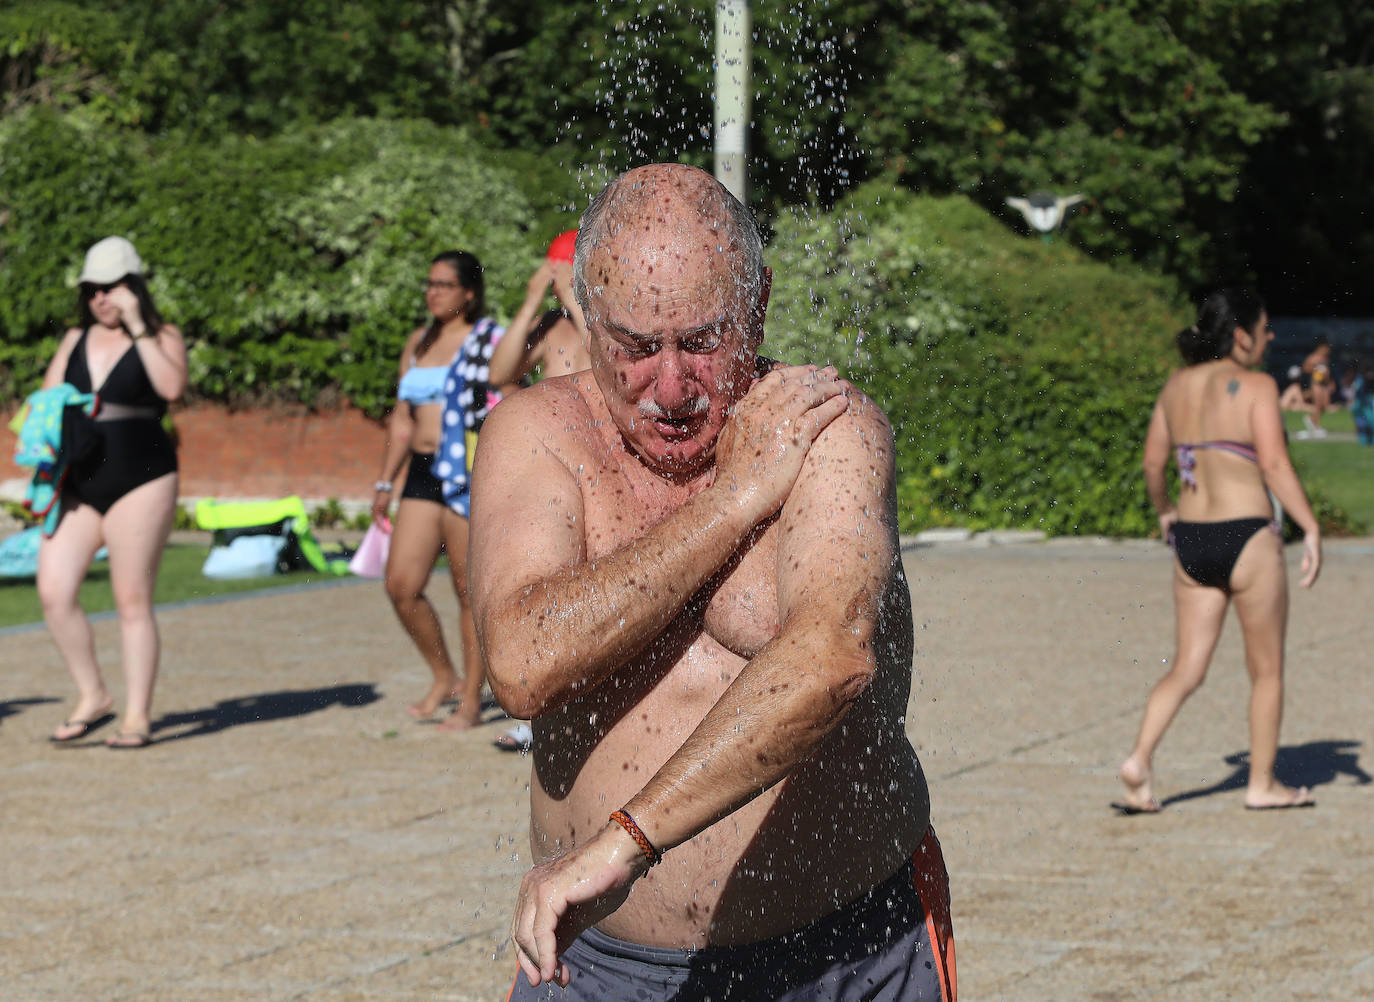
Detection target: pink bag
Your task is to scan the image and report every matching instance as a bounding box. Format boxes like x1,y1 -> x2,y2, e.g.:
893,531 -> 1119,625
348,516 -> 391,578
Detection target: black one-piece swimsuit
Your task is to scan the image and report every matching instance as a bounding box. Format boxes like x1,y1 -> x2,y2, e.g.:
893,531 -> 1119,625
63,328 -> 178,514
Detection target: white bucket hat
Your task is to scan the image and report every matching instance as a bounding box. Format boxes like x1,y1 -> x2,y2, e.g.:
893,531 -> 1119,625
79,236 -> 143,284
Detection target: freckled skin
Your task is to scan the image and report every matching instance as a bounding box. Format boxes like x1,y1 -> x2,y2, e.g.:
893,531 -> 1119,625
471,164 -> 930,966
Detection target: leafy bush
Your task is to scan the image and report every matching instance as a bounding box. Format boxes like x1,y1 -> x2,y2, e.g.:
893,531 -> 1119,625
0,113 -> 542,413
767,181 -> 1359,537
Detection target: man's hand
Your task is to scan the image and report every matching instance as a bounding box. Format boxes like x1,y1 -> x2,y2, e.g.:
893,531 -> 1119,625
510,823 -> 648,987
714,364 -> 850,521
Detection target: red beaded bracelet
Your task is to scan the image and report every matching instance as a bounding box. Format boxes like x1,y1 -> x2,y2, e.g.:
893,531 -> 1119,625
610,809 -> 662,867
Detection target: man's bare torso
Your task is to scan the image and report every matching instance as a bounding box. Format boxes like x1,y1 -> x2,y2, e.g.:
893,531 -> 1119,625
522,373 -> 930,948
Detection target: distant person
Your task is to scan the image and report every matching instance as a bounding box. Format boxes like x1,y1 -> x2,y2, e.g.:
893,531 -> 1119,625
1117,288 -> 1322,814
372,250 -> 502,726
39,236 -> 187,748
1277,364 -> 1308,412
1351,358 -> 1374,446
488,232 -> 592,389
1300,338 -> 1334,436
471,164 -> 953,999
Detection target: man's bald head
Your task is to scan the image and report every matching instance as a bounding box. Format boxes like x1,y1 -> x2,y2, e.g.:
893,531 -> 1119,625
571,164 -> 764,322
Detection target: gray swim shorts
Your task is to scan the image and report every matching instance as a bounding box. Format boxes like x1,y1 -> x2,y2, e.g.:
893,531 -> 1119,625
506,826 -> 955,1002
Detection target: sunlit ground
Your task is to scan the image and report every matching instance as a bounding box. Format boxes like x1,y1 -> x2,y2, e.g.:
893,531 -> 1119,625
3,540 -> 1371,1000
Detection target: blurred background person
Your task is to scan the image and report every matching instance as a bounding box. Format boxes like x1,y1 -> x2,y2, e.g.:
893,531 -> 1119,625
373,250 -> 500,725
1117,288 -> 1322,814
39,236 -> 187,749
1299,337 -> 1334,436
488,230 -> 590,390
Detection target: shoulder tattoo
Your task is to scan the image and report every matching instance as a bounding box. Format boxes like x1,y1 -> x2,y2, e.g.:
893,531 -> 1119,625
1227,379 -> 1240,397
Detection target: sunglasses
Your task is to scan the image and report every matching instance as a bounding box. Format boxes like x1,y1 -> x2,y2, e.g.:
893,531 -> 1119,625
83,281 -> 126,296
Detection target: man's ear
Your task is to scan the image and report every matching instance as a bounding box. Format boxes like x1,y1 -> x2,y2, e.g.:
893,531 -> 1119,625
753,266 -> 772,333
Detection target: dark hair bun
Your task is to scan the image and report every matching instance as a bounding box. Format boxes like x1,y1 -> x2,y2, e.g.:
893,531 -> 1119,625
1177,288 -> 1264,365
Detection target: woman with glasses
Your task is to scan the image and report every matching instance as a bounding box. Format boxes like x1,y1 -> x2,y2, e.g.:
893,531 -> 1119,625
1116,288 -> 1322,813
373,250 -> 502,728
39,236 -> 187,748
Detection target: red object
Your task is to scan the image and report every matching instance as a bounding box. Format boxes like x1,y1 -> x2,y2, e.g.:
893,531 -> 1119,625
609,809 -> 662,866
546,229 -> 578,264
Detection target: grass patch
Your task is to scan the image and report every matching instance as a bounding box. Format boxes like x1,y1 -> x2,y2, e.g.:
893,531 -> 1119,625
1289,440 -> 1374,534
1283,410 -> 1355,435
0,543 -> 344,630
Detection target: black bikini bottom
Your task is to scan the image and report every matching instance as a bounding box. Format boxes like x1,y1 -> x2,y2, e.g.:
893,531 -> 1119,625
1171,517 -> 1274,590
400,451 -> 444,504
65,418 -> 177,515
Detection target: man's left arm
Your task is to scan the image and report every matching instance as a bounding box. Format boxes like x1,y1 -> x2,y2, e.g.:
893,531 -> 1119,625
510,390 -> 899,985
624,391 -> 897,843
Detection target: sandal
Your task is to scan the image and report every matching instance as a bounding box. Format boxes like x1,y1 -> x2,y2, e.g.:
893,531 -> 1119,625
106,731 -> 153,749
50,712 -> 116,743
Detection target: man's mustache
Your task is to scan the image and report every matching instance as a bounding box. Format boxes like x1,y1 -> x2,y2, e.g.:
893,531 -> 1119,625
639,397 -> 710,420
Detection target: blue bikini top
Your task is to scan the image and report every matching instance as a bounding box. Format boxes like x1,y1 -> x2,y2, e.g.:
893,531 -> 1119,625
397,363 -> 449,405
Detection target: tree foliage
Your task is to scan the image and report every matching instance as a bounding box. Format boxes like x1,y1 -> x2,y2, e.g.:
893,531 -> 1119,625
2,0 -> 1369,309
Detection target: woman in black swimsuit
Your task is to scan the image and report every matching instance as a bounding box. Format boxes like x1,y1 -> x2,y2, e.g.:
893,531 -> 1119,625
1116,289 -> 1322,812
38,236 -> 188,749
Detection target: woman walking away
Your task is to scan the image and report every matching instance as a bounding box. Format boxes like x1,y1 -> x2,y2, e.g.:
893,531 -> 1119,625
373,250 -> 501,726
1117,288 -> 1322,814
39,236 -> 187,749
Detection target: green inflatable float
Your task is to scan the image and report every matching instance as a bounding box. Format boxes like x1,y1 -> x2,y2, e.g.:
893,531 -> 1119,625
194,497 -> 352,578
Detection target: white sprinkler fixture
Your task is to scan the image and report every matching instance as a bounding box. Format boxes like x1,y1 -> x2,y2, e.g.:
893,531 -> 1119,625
714,0 -> 750,203
1005,191 -> 1087,234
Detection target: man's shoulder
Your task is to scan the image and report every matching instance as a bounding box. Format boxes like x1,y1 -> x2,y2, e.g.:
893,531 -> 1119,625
485,372 -> 598,441
820,381 -> 895,449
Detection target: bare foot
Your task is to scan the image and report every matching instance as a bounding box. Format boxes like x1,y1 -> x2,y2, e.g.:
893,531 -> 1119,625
434,708 -> 481,733
406,679 -> 463,720
1115,757 -> 1160,813
1244,781 -> 1315,810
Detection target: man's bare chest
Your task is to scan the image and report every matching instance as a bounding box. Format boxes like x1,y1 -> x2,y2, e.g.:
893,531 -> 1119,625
579,467 -> 781,660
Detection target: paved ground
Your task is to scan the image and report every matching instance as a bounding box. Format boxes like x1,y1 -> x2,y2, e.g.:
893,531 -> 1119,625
2,537 -> 1371,1001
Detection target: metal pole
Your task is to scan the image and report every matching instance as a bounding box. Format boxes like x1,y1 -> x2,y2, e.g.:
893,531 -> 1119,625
714,0 -> 750,203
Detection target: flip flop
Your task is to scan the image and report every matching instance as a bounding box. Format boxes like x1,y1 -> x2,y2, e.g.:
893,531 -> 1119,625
1110,801 -> 1161,816
1245,790 -> 1315,810
49,712 -> 116,743
493,723 -> 533,752
106,731 -> 152,749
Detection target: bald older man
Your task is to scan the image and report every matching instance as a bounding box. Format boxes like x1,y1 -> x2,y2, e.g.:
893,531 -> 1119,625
470,164 -> 955,1001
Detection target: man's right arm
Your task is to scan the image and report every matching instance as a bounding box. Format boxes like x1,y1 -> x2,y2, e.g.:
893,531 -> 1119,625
468,390 -> 765,719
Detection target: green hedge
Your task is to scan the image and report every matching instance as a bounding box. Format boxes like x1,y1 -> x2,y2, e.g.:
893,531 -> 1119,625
2,121 -> 1354,537
0,112 -> 588,412
769,182 -> 1185,536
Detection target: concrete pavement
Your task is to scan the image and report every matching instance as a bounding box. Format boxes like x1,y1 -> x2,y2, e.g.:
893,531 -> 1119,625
2,538 -> 1371,1000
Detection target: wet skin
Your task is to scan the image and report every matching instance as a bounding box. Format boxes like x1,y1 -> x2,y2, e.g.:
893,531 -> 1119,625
516,369 -> 929,947
470,165 -> 930,985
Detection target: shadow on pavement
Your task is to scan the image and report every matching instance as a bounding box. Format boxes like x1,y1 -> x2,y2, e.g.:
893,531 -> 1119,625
1162,739 -> 1371,807
0,696 -> 60,727
150,684 -> 381,742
